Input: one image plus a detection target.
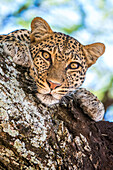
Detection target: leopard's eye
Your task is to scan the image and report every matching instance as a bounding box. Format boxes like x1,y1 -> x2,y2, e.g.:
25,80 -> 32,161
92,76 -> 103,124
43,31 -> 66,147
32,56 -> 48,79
66,62 -> 81,70
42,50 -> 51,60
70,62 -> 79,69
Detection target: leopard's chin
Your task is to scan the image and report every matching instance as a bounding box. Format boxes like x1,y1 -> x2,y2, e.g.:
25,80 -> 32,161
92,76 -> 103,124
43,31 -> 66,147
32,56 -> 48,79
36,92 -> 60,105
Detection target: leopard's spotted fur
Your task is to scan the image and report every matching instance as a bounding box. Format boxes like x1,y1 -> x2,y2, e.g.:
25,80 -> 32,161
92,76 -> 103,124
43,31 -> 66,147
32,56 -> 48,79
0,17 -> 105,121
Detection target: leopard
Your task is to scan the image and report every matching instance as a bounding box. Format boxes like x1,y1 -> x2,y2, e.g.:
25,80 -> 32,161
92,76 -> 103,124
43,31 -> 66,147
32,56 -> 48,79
0,17 -> 105,121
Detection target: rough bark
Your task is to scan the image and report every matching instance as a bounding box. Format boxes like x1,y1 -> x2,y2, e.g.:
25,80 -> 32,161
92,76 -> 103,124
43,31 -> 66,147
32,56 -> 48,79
0,53 -> 113,170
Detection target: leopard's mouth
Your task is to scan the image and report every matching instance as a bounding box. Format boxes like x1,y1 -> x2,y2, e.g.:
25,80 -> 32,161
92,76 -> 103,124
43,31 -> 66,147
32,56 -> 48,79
36,82 -> 74,105
46,93 -> 53,96
36,92 -> 60,105
36,86 -> 75,105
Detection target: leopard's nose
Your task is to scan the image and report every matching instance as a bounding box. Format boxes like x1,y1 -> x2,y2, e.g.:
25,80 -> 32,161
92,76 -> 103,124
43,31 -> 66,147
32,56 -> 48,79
47,80 -> 61,90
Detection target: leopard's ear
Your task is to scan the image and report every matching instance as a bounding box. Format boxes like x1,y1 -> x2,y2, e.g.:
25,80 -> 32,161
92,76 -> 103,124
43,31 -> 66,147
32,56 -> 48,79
83,43 -> 105,67
30,17 -> 53,42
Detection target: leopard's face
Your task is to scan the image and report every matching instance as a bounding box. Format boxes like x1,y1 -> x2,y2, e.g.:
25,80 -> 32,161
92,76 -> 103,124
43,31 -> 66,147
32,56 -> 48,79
30,33 -> 88,105
27,17 -> 105,105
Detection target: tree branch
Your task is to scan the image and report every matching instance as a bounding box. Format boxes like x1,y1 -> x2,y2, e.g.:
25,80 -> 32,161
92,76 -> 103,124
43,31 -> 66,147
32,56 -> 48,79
0,53 -> 113,169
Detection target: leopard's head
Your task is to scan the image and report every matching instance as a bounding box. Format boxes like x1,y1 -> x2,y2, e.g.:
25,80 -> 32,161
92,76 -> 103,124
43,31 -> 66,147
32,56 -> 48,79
29,17 -> 105,105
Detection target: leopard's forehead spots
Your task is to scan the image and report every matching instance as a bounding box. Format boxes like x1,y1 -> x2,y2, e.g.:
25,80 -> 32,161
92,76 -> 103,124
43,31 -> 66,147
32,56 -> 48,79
31,32 -> 84,63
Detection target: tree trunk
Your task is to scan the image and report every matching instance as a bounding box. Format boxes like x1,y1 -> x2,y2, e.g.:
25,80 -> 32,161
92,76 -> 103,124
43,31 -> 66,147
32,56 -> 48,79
0,53 -> 113,170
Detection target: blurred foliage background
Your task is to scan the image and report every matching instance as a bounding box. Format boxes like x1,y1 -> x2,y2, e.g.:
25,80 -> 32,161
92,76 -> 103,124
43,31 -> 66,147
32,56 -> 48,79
0,0 -> 113,121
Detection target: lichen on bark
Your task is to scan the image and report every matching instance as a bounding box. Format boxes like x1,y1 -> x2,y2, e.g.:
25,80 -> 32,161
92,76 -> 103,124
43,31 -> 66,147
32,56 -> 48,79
0,53 -> 113,169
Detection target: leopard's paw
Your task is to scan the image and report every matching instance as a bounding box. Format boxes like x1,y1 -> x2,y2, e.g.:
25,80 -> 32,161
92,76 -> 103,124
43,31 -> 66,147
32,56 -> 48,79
73,88 -> 105,121
2,41 -> 15,57
2,41 -> 31,67
13,45 -> 31,67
